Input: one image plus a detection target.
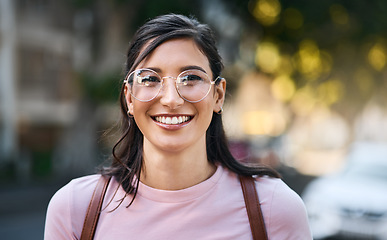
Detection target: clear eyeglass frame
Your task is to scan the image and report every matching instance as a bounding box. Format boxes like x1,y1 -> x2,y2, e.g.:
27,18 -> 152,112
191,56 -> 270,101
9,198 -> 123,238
123,68 -> 221,103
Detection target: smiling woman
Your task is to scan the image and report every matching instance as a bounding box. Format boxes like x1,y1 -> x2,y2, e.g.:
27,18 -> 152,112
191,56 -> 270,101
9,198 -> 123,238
126,38 -> 220,165
44,14 -> 312,240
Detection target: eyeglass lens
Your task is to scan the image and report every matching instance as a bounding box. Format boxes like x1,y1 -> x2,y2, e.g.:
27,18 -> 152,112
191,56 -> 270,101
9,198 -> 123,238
127,69 -> 213,102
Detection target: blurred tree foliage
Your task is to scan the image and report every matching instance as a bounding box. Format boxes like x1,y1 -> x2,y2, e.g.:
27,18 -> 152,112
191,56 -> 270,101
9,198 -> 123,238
77,72 -> 122,103
222,0 -> 387,118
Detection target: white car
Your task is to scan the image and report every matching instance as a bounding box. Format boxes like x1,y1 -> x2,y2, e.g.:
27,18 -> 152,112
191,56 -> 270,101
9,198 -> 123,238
302,142 -> 387,239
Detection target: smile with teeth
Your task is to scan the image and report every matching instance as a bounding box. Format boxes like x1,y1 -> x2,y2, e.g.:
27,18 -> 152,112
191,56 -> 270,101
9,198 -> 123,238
154,116 -> 192,125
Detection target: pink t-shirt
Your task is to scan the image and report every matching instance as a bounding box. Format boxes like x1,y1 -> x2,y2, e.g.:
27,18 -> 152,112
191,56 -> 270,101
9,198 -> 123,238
44,166 -> 312,239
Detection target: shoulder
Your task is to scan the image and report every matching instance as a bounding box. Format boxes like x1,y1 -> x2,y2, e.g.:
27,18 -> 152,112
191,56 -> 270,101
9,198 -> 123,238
50,174 -> 101,211
255,176 -> 312,240
44,174 -> 101,240
255,176 -> 301,204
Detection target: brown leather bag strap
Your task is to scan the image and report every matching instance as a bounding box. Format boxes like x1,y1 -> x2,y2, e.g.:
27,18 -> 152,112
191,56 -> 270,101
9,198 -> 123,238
239,175 -> 268,240
80,175 -> 111,240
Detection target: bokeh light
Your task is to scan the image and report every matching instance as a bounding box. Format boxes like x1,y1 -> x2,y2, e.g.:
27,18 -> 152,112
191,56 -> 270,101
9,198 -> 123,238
290,85 -> 317,116
293,39 -> 332,80
317,79 -> 344,106
271,74 -> 296,102
329,4 -> 349,26
251,0 -> 281,26
283,8 -> 303,29
255,41 -> 281,73
242,110 -> 286,136
368,42 -> 386,71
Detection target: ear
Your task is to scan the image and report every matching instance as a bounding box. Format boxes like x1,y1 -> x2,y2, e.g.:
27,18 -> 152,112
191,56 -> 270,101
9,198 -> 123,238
213,78 -> 226,113
124,85 -> 134,115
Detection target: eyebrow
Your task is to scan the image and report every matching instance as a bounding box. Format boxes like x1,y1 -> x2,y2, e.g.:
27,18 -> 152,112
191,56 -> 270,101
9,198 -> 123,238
180,65 -> 207,73
145,65 -> 208,74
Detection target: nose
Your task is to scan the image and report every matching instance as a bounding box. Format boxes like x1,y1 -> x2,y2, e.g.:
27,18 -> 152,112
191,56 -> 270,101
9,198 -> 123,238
159,77 -> 184,108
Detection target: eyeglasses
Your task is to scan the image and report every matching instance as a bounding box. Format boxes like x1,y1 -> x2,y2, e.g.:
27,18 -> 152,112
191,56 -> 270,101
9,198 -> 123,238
124,68 -> 220,103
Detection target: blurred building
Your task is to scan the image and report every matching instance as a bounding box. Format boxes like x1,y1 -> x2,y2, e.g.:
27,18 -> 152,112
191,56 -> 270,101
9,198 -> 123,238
0,0 -> 124,180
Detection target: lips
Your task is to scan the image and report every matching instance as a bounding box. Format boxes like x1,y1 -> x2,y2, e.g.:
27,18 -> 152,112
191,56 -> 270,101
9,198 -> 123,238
153,116 -> 192,125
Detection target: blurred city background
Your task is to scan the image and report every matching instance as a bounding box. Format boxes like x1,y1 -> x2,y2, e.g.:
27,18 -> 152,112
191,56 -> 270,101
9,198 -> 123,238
1,0 -> 387,239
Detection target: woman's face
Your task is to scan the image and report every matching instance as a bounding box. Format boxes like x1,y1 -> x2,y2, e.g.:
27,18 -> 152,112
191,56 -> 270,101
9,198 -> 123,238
124,38 -> 225,153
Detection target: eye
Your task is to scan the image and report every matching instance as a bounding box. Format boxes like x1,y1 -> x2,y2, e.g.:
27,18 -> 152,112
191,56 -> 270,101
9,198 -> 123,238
179,74 -> 204,86
138,75 -> 160,83
135,70 -> 161,86
182,74 -> 203,81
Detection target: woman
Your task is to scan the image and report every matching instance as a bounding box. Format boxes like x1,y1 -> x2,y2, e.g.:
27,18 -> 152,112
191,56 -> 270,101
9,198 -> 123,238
45,14 -> 312,239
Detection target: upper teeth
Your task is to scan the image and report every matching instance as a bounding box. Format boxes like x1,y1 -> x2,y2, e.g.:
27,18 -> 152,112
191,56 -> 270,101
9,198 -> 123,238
155,116 -> 190,125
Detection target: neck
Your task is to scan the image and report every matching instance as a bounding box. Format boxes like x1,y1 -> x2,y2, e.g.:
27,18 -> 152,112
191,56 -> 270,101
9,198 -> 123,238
140,138 -> 216,190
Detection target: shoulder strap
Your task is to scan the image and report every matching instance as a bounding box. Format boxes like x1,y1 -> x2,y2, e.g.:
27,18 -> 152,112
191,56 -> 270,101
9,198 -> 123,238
80,175 -> 265,240
80,175 -> 111,240
239,175 -> 268,240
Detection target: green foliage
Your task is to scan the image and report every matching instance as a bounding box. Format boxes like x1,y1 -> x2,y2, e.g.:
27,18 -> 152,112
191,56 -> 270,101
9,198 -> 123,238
78,71 -> 122,103
224,0 -> 387,42
0,162 -> 16,182
222,0 -> 387,113
128,0 -> 201,30
32,151 -> 52,177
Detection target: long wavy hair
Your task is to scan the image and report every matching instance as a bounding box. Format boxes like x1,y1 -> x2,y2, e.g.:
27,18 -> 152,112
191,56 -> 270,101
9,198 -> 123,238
103,14 -> 279,205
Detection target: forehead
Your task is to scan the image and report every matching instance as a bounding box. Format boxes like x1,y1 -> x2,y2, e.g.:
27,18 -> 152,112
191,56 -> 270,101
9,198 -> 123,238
138,38 -> 211,73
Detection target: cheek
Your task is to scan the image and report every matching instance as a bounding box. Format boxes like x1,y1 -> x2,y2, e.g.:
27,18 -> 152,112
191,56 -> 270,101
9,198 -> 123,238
197,100 -> 216,123
131,101 -> 146,115
131,101 -> 156,125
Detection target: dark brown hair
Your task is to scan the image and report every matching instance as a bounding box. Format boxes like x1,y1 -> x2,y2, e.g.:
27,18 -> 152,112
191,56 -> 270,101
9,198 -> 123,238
103,14 -> 279,205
